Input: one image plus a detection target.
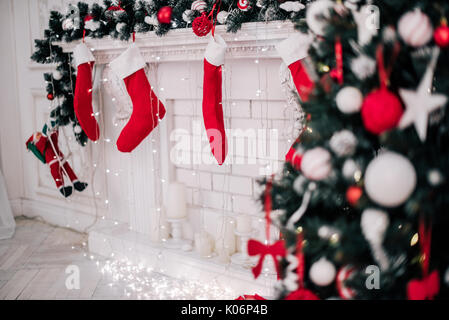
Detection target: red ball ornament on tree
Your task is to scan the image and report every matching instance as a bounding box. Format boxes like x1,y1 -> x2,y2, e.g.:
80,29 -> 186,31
157,6 -> 173,24
285,288 -> 320,300
346,186 -> 363,206
192,12 -> 212,37
47,93 -> 54,101
361,88 -> 403,135
434,20 -> 449,48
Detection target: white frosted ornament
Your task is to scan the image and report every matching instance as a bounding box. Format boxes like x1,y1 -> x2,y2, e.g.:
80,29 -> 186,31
306,0 -> 334,36
351,54 -> 376,80
342,159 -> 361,181
329,130 -> 357,157
398,9 -> 433,47
74,125 -> 82,134
115,22 -> 126,33
85,19 -> 100,31
279,1 -> 306,12
336,87 -> 363,114
365,152 -> 417,207
62,18 -> 74,31
191,0 -> 207,13
217,11 -> 229,24
309,257 -> 336,286
145,15 -> 159,26
52,70 -> 63,81
428,169 -> 444,187
301,147 -> 332,181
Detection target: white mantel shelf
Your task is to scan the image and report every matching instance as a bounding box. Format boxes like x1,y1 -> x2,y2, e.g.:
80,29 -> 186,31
59,21 -> 295,64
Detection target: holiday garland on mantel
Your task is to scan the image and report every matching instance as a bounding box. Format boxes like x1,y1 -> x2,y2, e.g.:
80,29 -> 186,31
31,0 -> 312,146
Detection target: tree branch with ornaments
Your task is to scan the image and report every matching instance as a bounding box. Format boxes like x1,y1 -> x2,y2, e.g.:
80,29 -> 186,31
258,0 -> 449,299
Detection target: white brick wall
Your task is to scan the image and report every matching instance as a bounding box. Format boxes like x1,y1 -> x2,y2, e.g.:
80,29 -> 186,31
171,97 -> 290,220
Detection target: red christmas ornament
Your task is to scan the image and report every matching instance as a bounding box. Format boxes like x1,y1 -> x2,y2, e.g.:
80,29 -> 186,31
361,88 -> 403,135
346,186 -> 362,206
235,294 -> 266,300
434,20 -> 449,48
47,93 -> 54,101
285,288 -> 320,300
285,146 -> 303,170
192,12 -> 212,37
157,6 -> 172,24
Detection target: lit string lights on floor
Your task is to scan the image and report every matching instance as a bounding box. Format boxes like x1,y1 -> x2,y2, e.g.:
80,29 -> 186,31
98,258 -> 236,300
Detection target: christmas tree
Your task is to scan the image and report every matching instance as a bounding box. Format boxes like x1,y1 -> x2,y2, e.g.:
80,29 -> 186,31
262,0 -> 449,299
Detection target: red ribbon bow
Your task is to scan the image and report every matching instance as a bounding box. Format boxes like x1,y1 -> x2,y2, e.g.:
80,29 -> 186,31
248,239 -> 286,280
407,217 -> 440,300
407,270 -> 440,300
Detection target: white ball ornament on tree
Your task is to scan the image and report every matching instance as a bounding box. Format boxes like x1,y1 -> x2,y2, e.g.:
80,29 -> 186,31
342,159 -> 361,182
84,19 -> 100,31
329,130 -> 357,157
336,87 -> 363,114
191,0 -> 207,13
351,53 -> 376,80
306,0 -> 334,36
427,169 -> 444,187
115,22 -> 127,33
74,125 -> 82,134
279,1 -> 306,12
300,147 -> 332,181
398,9 -> 434,47
62,18 -> 74,31
52,70 -> 63,81
217,11 -> 229,24
364,152 -> 417,207
145,15 -> 159,26
309,257 -> 336,286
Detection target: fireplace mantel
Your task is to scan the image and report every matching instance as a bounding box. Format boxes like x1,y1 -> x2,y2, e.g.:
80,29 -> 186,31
57,21 -> 298,298
59,21 -> 295,64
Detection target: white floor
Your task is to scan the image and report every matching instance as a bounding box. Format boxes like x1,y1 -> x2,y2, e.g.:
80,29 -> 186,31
0,217 -> 236,300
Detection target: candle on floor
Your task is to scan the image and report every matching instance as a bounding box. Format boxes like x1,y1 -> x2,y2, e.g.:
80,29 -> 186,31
166,182 -> 187,219
236,215 -> 252,234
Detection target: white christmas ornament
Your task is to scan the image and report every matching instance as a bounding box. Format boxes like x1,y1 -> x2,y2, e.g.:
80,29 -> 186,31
191,0 -> 207,12
293,175 -> 307,194
279,1 -> 306,12
365,152 -> 417,207
398,9 -> 433,47
336,86 -> 363,114
329,130 -> 357,157
306,0 -> 334,36
309,257 -> 336,286
399,47 -> 447,142
52,70 -> 63,81
301,147 -> 332,181
427,169 -> 444,187
62,18 -> 74,31
217,11 -> 229,24
361,208 -> 390,270
145,15 -> 159,26
353,5 -> 379,46
342,159 -> 361,181
115,22 -> 126,33
74,125 -> 82,134
351,53 -> 376,80
85,19 -> 100,31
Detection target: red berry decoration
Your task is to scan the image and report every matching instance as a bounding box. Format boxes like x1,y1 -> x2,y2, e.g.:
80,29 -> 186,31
157,6 -> 172,24
361,88 -> 403,135
346,186 -> 363,206
434,19 -> 449,48
47,93 -> 54,101
192,12 -> 212,37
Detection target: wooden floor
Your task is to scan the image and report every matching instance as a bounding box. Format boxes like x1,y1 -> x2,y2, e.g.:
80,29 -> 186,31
0,217 -> 134,300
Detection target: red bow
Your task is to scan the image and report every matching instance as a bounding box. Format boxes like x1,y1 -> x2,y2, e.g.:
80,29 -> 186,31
247,239 -> 286,280
235,294 -> 266,300
407,270 -> 440,300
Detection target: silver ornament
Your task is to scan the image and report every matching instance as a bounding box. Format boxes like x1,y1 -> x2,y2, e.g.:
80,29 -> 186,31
329,130 -> 357,157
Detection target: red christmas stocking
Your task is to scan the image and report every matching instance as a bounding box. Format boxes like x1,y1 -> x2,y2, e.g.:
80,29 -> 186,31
203,34 -> 228,165
276,33 -> 315,102
110,45 -> 166,153
73,43 -> 100,141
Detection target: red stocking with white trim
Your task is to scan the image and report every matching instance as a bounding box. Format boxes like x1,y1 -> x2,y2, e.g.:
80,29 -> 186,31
203,34 -> 228,165
73,43 -> 100,141
110,45 -> 166,153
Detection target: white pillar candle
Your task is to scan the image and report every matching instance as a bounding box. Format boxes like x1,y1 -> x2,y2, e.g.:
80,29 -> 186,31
215,217 -> 236,255
195,232 -> 213,257
166,182 -> 187,219
236,215 -> 252,234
